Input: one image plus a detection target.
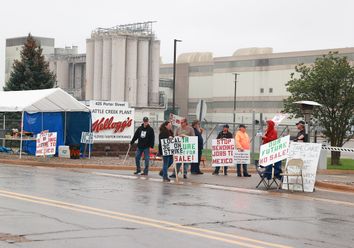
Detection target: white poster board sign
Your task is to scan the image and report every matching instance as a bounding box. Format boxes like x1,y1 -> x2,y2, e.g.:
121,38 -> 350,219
161,136 -> 198,163
81,132 -> 94,144
283,142 -> 322,192
169,113 -> 184,127
272,113 -> 288,126
211,139 -> 235,167
89,100 -> 134,142
259,135 -> 290,166
58,146 -> 70,158
36,132 -> 57,156
234,150 -> 251,164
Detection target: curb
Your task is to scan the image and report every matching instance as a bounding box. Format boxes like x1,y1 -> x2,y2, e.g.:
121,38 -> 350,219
315,181 -> 354,193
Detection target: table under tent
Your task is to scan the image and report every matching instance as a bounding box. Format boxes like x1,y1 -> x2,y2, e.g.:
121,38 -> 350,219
0,88 -> 91,158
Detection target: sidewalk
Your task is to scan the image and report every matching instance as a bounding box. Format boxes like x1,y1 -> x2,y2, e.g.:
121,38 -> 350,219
0,154 -> 353,193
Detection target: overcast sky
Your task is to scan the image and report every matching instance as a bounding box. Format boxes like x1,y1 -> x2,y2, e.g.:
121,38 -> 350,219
1,0 -> 354,88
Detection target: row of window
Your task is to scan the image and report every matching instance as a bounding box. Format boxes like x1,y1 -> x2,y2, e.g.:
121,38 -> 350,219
260,88 -> 273,93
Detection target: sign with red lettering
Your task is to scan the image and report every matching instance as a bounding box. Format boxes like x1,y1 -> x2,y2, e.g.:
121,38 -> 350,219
259,135 -> 290,166
89,100 -> 134,142
211,138 -> 235,167
169,113 -> 184,127
36,131 -> 57,156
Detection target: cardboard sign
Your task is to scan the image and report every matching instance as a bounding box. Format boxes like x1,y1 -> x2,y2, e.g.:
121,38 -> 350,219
234,150 -> 251,164
283,142 -> 322,192
89,100 -> 134,142
272,113 -> 288,126
259,135 -> 290,166
58,145 -> 70,158
36,132 -> 57,156
169,113 -> 184,127
161,136 -> 198,162
211,138 -> 235,167
81,132 -> 94,144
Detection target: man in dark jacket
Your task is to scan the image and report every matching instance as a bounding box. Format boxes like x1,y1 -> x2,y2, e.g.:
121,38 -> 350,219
130,117 -> 155,175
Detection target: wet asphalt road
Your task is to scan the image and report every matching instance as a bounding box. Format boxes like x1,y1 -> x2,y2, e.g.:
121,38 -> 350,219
0,164 -> 353,248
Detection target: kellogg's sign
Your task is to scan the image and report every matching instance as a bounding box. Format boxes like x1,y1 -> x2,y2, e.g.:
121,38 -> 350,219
89,101 -> 134,142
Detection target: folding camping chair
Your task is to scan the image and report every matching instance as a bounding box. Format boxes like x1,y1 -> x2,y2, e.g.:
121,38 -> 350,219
278,158 -> 304,192
255,162 -> 281,190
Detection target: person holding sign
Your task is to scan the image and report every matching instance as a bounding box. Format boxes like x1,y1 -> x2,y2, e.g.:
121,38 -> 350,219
158,121 -> 174,182
191,120 -> 204,175
130,117 -> 155,176
235,124 -> 251,177
262,120 -> 282,179
170,118 -> 195,179
213,124 -> 233,175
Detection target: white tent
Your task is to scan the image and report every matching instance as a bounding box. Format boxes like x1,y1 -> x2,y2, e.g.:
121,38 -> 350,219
0,88 -> 90,158
0,88 -> 90,112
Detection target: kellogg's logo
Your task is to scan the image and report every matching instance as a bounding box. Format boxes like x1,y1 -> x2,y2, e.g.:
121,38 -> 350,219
92,117 -> 133,133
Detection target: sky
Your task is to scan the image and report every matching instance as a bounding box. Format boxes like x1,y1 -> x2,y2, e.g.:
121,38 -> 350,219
1,0 -> 354,88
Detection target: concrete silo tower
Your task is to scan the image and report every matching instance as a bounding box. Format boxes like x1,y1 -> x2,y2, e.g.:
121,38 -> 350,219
85,21 -> 160,107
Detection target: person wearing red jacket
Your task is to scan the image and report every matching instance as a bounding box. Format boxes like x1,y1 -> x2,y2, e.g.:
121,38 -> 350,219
262,120 -> 282,179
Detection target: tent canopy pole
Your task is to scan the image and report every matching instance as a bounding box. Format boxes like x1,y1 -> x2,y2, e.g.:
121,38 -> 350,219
19,111 -> 24,159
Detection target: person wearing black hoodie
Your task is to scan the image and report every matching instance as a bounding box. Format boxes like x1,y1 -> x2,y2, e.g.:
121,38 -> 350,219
130,117 -> 155,175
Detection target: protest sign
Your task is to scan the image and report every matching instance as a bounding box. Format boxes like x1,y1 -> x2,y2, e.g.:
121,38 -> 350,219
161,136 -> 198,162
89,100 -> 134,142
283,142 -> 322,192
36,132 -> 57,156
272,113 -> 288,126
259,135 -> 290,166
234,150 -> 251,164
169,113 -> 184,127
211,138 -> 235,167
81,132 -> 94,144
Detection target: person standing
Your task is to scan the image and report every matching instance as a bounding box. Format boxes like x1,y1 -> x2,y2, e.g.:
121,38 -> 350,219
170,118 -> 195,179
130,117 -> 155,176
213,124 -> 233,175
158,121 -> 174,182
191,120 -> 204,175
235,124 -> 251,177
262,120 -> 281,179
293,120 -> 308,142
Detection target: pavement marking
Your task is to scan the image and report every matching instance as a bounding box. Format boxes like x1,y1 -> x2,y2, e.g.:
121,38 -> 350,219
0,189 -> 291,248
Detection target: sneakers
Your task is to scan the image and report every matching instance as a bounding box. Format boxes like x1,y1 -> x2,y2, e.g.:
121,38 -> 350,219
134,171 -> 141,175
243,174 -> 251,177
237,174 -> 242,177
141,172 -> 148,176
196,171 -> 204,175
212,171 -> 219,175
163,178 -> 171,182
169,174 -> 176,178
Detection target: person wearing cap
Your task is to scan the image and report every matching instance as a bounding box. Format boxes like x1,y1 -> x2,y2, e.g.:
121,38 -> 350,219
235,124 -> 251,177
294,120 -> 308,142
213,124 -> 233,175
130,117 -> 155,176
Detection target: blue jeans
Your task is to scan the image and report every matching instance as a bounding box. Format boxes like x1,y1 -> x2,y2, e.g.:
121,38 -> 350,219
264,161 -> 282,180
135,147 -> 150,174
162,155 -> 174,179
174,163 -> 190,176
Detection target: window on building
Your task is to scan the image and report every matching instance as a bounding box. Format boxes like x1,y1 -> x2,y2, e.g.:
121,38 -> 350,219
269,88 -> 273,93
260,88 -> 264,93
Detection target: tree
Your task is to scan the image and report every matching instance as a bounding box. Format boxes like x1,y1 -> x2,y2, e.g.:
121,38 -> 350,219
283,52 -> 354,165
4,33 -> 56,91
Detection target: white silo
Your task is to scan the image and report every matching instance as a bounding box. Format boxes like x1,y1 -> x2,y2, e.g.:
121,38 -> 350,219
85,39 -> 95,100
56,59 -> 69,89
137,39 -> 149,106
125,38 -> 138,106
101,38 -> 112,100
111,37 -> 126,101
149,40 -> 160,105
93,38 -> 103,100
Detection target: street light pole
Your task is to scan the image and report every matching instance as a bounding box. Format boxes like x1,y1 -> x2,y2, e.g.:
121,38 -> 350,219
233,73 -> 239,132
172,39 -> 182,115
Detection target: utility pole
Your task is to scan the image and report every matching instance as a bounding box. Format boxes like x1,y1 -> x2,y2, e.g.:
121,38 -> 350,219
172,39 -> 182,114
233,73 -> 239,132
